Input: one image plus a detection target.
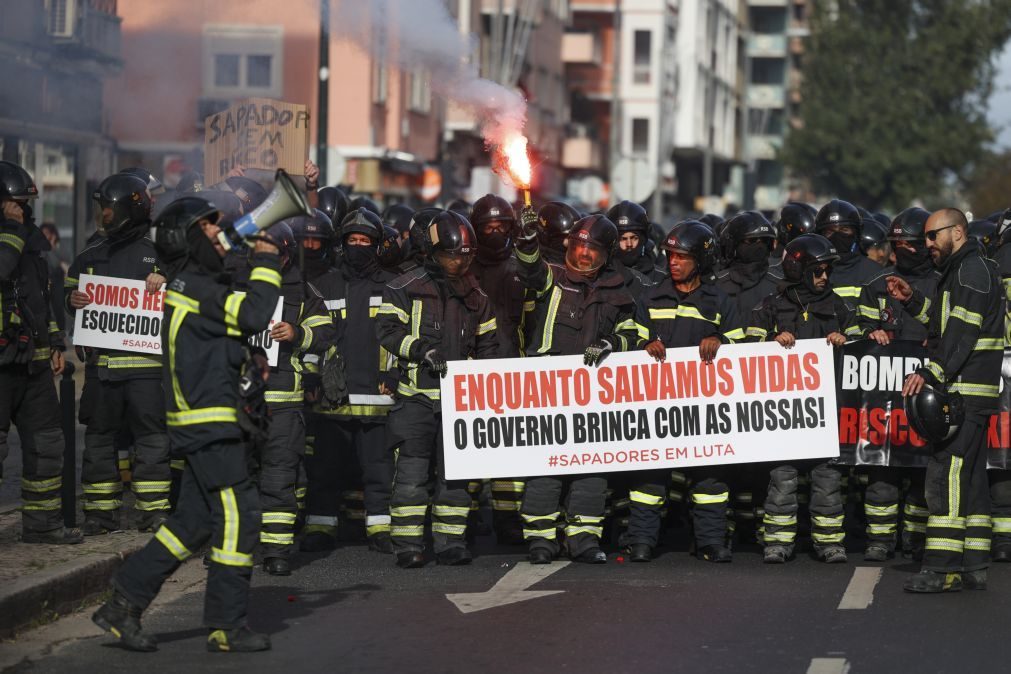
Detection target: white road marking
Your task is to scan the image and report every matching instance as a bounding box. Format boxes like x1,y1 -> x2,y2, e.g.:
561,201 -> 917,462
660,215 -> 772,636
807,657 -> 850,674
837,566 -> 883,610
446,561 -> 569,613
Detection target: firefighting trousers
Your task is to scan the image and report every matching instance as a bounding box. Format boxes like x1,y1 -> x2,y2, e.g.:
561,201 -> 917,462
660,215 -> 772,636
989,469 -> 1011,550
387,399 -> 470,554
258,409 -> 304,558
305,417 -> 392,538
113,440 -> 259,630
625,470 -> 668,548
690,469 -> 732,549
923,418 -> 992,573
863,466 -> 928,554
82,378 -> 169,528
491,476 -> 526,536
520,475 -> 607,558
762,461 -> 845,553
0,365 -> 65,533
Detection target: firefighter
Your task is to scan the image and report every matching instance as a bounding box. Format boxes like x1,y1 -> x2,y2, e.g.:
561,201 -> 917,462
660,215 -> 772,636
93,195 -> 281,652
65,174 -> 170,534
514,213 -> 640,564
376,210 -> 499,568
857,207 -> 937,561
747,234 -> 862,563
630,220 -> 745,563
608,200 -> 657,278
814,199 -> 885,311
992,208 -> 1011,562
889,208 -> 1000,592
536,201 -> 581,265
316,187 -> 350,240
860,217 -> 892,267
0,161 -> 79,545
232,221 -> 334,576
291,208 -> 336,281
303,209 -> 399,555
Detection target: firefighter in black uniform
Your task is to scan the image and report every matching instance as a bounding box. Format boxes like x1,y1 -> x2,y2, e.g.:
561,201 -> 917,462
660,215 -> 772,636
814,199 -> 885,311
293,209 -> 336,281
608,200 -> 658,279
748,234 -> 862,564
303,209 -> 399,554
469,194 -> 528,544
892,208 -> 1000,593
629,221 -> 746,563
536,202 -> 581,265
514,213 -> 640,564
0,161 -> 79,545
376,211 -> 499,568
93,195 -> 282,651
856,207 -> 937,561
66,174 -> 170,534
233,221 -> 334,576
991,210 -> 1011,562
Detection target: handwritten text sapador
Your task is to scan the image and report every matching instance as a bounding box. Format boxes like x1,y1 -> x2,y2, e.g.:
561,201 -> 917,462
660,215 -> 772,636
81,280 -> 164,312
453,352 -> 821,415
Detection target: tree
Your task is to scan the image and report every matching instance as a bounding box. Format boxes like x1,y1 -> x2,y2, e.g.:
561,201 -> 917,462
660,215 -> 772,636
963,148 -> 1011,217
780,0 -> 1011,211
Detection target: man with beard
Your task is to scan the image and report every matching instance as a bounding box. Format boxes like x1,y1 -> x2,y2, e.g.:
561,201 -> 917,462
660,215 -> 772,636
889,208 -> 1001,593
748,234 -> 862,563
857,207 -> 936,561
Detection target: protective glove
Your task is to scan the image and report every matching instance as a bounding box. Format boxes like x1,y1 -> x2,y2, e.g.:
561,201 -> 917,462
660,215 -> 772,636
320,354 -> 350,408
424,348 -> 448,377
518,206 -> 539,242
583,339 -> 613,367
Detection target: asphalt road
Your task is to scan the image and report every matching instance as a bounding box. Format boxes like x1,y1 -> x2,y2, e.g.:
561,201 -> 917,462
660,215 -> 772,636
6,529 -> 1010,674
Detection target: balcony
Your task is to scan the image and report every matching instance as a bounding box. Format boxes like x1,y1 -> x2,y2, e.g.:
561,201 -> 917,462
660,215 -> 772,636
747,33 -> 787,57
747,135 -> 781,161
747,84 -> 785,108
46,0 -> 122,67
562,32 -> 600,65
562,136 -> 603,171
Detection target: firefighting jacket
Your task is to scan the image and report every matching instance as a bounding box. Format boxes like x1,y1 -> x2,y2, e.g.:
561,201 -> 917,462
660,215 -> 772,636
904,239 -> 1003,411
472,254 -> 526,358
829,252 -> 885,311
64,230 -> 162,381
515,244 -> 639,356
855,265 -> 940,342
0,216 -> 64,370
232,263 -> 334,409
714,261 -> 783,318
996,243 -> 1011,346
376,266 -> 498,403
312,263 -> 398,419
746,283 -> 862,341
637,278 -> 746,348
162,252 -> 281,450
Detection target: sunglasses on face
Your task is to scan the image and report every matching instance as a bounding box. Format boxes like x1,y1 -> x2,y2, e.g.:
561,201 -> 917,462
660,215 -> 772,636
925,224 -> 957,242
811,265 -> 831,278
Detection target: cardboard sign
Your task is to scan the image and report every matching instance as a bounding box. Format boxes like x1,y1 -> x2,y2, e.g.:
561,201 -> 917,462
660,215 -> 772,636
72,274 -> 165,354
204,97 -> 309,184
441,340 -> 840,480
245,297 -> 284,367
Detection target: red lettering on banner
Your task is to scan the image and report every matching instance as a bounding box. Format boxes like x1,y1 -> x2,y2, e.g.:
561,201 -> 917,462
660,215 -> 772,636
838,406 -> 927,448
989,412 -> 1010,449
597,367 -> 614,404
85,282 -> 140,310
803,352 -> 820,388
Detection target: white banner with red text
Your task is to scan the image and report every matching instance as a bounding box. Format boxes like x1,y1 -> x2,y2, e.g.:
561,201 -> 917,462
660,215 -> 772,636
441,339 -> 840,479
72,274 -> 165,354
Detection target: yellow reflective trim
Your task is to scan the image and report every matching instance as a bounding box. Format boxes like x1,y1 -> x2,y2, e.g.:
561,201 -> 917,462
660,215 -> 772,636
166,407 -> 238,426
262,512 -> 298,525
208,547 -> 253,567
132,480 -> 171,493
0,232 -> 25,253
867,523 -> 896,534
948,382 -> 1000,398
82,499 -> 122,511
64,277 -> 79,287
746,326 -> 769,339
260,532 -> 295,545
167,302 -> 192,410
432,523 -> 467,535
949,305 -> 983,327
366,523 -> 391,535
904,522 -> 927,533
135,499 -> 170,511
966,515 -> 992,528
928,515 -> 966,529
833,286 -> 862,298
391,505 -> 429,517
812,515 -> 843,527
82,481 -> 121,494
22,476 -> 62,491
165,290 -> 199,312
629,490 -> 665,506
432,504 -> 471,518
515,247 -> 539,264
691,492 -> 729,505
224,293 -> 245,337
264,390 -> 304,403
523,528 -> 558,539
491,481 -> 526,492
537,286 -> 562,354
23,498 -> 61,511
925,538 -> 965,552
812,532 -> 846,543
107,356 -> 162,369
564,525 -> 603,537
301,314 -> 332,329
391,525 -> 425,536
377,302 -> 410,324
965,538 -> 991,551
155,526 -> 192,561
864,504 -> 899,516
521,512 -> 560,523
992,519 -> 1011,533
949,457 -> 962,516
974,337 -> 1003,351
764,531 -> 797,542
477,318 -> 497,335
220,487 -> 239,555
249,267 -> 282,288
396,381 -> 440,400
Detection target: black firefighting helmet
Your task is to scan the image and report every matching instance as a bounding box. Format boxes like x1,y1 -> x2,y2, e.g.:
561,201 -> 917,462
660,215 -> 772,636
607,200 -> 650,238
470,194 -> 516,227
872,212 -> 891,229
815,199 -> 861,233
195,190 -> 243,225
224,176 -> 268,211
429,210 -> 476,256
378,224 -> 404,268
119,167 -> 165,196
382,203 -> 415,237
340,208 -> 384,245
537,201 -> 580,251
262,221 -> 296,264
93,174 -> 152,237
905,385 -> 965,444
889,207 -> 931,241
648,221 -> 665,249
996,208 -> 1011,248
0,161 -> 38,201
698,213 -> 724,231
662,220 -> 718,275
859,218 -> 890,253
778,202 -> 818,242
317,186 -> 350,229
446,199 -> 471,216
408,207 -> 443,259
175,171 -> 204,194
348,196 -> 381,216
290,209 -> 335,246
782,234 -> 840,283
967,219 -> 998,256
568,214 -> 618,254
723,211 -> 776,261
152,196 -> 221,262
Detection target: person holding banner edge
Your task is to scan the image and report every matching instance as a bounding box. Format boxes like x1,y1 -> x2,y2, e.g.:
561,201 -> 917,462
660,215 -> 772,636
888,208 -> 1001,593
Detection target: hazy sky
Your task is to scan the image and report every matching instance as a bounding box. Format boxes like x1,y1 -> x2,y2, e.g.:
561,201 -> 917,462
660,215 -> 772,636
990,41 -> 1011,148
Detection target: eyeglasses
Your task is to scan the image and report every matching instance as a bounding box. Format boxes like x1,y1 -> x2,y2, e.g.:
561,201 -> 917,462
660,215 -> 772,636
925,224 -> 957,242
811,265 -> 831,278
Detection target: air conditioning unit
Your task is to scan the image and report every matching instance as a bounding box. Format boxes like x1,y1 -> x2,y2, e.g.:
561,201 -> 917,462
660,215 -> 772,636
47,0 -> 78,39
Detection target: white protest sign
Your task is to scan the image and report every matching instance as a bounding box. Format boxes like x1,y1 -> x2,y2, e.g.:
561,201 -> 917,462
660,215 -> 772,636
245,297 -> 284,366
441,339 -> 839,480
73,274 -> 165,354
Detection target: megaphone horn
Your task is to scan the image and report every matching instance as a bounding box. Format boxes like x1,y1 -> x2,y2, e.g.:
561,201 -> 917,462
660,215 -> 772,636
218,169 -> 312,251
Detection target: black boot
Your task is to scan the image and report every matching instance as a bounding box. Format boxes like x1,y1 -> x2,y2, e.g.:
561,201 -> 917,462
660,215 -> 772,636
207,626 -> 271,653
963,569 -> 988,590
697,544 -> 732,563
572,547 -> 607,564
368,531 -> 393,554
903,570 -> 962,593
627,543 -> 652,562
528,547 -> 553,565
396,551 -> 426,568
436,547 -> 473,566
92,591 -> 157,652
23,527 -> 84,545
263,557 -> 291,576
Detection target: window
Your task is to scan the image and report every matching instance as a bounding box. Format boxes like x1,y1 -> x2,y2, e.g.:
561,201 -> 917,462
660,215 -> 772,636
633,30 -> 651,84
372,60 -> 388,104
632,118 -> 650,156
203,25 -> 282,97
408,70 -> 431,113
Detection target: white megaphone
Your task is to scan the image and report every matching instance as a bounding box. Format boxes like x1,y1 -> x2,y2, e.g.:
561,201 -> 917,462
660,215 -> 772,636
218,169 -> 312,251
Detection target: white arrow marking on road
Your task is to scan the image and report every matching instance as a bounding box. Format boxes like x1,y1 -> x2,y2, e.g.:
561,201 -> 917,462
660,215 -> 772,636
837,566 -> 883,609
807,658 -> 850,674
446,562 -> 570,613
